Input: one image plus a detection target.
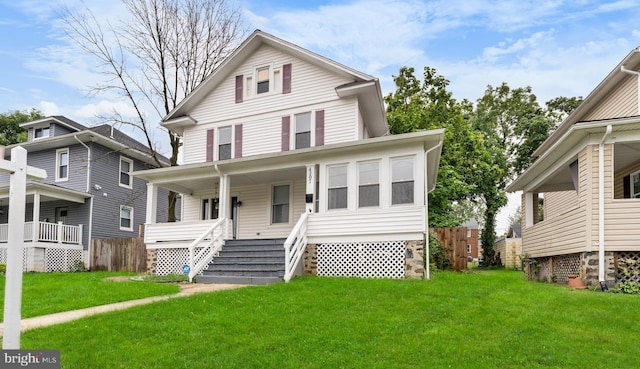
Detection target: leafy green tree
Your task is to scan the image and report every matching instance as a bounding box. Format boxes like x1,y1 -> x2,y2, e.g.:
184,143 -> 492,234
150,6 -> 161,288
0,109 -> 45,145
546,96 -> 583,123
385,67 -> 482,227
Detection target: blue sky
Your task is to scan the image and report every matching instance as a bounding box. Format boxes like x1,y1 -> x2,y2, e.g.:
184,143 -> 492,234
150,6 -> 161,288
1,0 -> 640,232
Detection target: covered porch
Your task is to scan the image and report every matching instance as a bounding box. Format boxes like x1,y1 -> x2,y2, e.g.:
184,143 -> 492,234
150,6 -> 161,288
0,181 -> 90,272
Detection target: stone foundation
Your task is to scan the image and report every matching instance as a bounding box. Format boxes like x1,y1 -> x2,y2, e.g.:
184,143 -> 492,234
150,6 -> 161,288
525,252 -> 615,287
303,243 -> 317,276
405,240 -> 425,278
147,248 -> 157,275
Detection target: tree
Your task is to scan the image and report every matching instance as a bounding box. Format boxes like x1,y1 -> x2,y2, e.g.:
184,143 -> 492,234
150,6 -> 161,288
506,205 -> 522,228
546,96 -> 583,124
0,109 -> 45,145
61,0 -> 247,221
385,67 -> 483,227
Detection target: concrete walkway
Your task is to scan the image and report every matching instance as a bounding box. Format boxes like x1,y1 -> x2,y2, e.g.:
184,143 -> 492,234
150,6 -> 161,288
0,283 -> 246,336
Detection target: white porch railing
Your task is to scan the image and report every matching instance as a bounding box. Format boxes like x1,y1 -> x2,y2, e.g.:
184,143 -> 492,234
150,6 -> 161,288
0,221 -> 83,245
284,212 -> 309,282
188,218 -> 227,282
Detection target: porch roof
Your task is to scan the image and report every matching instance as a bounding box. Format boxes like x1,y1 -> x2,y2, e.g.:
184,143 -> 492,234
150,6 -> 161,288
0,181 -> 92,204
133,129 -> 444,195
507,117 -> 640,193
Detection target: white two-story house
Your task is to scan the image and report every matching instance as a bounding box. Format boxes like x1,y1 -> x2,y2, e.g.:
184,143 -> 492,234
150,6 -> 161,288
136,30 -> 444,284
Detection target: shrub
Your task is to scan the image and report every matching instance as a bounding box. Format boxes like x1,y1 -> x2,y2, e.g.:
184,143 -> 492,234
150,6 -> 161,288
613,281 -> 640,294
0,263 -> 5,274
429,233 -> 452,271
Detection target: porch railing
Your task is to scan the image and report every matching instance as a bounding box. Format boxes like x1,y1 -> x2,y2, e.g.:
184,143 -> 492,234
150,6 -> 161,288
0,221 -> 83,245
284,212 -> 309,282
188,218 -> 226,282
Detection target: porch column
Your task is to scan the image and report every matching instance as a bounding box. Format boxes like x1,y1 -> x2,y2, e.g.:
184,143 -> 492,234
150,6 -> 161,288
145,183 -> 158,224
219,174 -> 230,219
32,192 -> 40,242
305,164 -> 316,213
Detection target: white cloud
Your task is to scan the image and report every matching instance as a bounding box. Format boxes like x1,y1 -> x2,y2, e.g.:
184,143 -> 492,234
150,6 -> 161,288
38,101 -> 60,116
73,100 -> 139,120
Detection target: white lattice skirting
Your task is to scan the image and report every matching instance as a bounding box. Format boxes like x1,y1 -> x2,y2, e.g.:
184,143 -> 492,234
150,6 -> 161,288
0,247 -> 86,272
155,248 -> 205,276
317,241 -> 406,278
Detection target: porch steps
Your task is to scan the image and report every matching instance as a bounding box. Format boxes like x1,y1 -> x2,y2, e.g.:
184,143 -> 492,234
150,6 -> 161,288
196,239 -> 286,285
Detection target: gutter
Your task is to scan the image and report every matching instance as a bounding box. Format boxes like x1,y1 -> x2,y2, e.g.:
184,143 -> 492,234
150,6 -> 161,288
423,137 -> 444,280
74,135 -> 93,265
598,125 -> 612,284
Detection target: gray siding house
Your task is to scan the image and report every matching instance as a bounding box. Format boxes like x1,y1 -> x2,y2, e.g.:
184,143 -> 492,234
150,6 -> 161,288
0,116 -> 172,271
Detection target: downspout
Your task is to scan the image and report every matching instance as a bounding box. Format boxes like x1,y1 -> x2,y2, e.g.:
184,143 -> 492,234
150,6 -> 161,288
424,138 -> 444,280
74,135 -> 93,264
598,125 -> 612,284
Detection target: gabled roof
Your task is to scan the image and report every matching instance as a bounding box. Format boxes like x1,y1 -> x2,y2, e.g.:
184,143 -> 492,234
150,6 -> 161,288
507,224 -> 521,238
508,46 -> 640,192
163,30 -> 388,136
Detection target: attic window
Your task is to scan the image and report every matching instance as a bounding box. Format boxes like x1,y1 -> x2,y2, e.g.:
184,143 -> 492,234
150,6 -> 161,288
35,126 -> 50,139
257,67 -> 269,94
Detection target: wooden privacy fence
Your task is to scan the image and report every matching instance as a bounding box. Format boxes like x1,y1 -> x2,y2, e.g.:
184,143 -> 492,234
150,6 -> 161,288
430,227 -> 468,271
91,237 -> 147,272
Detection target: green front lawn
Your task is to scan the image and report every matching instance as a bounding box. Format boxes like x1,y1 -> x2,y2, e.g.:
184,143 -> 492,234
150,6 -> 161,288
0,272 -> 179,319
20,270 -> 640,368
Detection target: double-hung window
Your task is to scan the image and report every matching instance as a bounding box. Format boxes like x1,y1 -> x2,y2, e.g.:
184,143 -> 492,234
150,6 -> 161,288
257,67 -> 270,94
201,198 -> 219,220
35,126 -> 50,139
358,161 -> 379,207
119,156 -> 133,188
272,185 -> 290,223
295,112 -> 311,149
218,126 -> 232,160
328,165 -> 348,210
391,157 -> 414,205
56,148 -> 69,182
120,205 -> 133,231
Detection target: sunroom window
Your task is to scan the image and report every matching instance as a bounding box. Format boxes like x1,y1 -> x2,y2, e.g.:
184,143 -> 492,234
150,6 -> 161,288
358,161 -> 379,207
391,157 -> 414,205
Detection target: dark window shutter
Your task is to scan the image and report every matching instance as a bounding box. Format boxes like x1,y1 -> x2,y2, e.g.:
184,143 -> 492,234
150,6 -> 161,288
283,63 -> 292,94
234,124 -> 243,158
624,174 -> 631,198
315,109 -> 325,146
281,116 -> 290,151
235,75 -> 243,103
206,129 -> 215,162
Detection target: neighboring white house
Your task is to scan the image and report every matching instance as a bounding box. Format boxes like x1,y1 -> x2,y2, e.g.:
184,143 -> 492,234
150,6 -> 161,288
135,30 -> 444,284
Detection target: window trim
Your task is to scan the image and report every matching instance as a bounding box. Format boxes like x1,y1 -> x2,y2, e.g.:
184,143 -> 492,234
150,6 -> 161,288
245,64 -> 282,99
119,156 -> 133,188
631,170 -> 640,198
289,110 -> 319,150
119,205 -> 133,231
271,183 -> 291,224
201,197 -> 220,220
55,148 -> 69,182
391,156 -> 415,206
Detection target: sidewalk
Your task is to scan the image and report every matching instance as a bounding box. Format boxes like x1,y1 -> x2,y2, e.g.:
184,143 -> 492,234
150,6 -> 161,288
0,283 -> 246,336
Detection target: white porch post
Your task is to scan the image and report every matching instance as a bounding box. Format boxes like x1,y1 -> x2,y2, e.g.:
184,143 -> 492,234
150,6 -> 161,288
219,174 -> 230,238
305,164 -> 316,213
32,192 -> 40,242
145,183 -> 158,225
524,192 -> 534,228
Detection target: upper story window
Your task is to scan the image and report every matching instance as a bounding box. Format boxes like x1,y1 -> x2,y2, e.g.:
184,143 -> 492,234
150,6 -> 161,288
56,148 -> 69,182
119,156 -> 133,188
120,205 -> 133,231
328,164 -> 348,210
257,67 -> 270,94
391,156 -> 414,205
218,126 -> 232,160
358,161 -> 379,208
272,184 -> 290,223
34,126 -> 50,139
295,112 -> 311,149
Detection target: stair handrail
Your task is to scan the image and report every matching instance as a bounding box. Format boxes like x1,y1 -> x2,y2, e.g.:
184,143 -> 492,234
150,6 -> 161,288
188,218 -> 226,282
284,212 -> 309,282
